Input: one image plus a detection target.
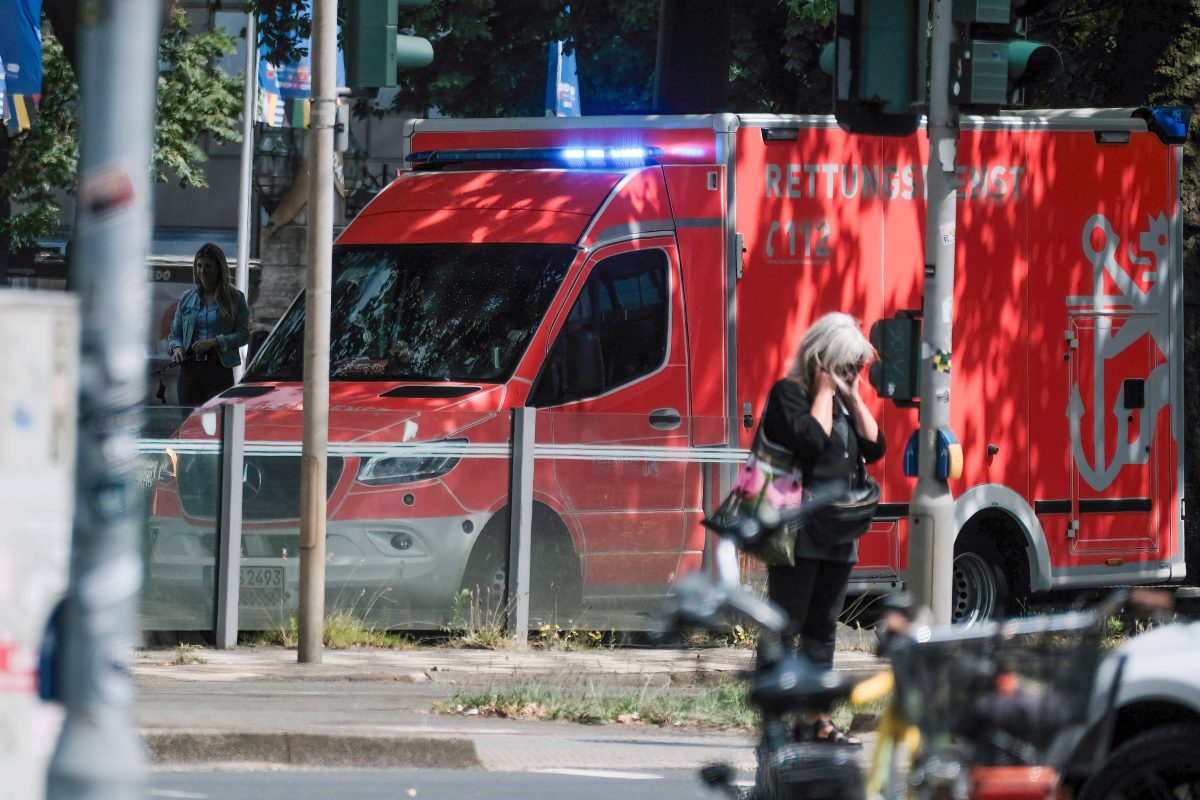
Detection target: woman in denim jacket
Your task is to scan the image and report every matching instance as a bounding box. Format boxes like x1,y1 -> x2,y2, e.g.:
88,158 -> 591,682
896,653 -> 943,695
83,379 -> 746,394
167,243 -> 251,405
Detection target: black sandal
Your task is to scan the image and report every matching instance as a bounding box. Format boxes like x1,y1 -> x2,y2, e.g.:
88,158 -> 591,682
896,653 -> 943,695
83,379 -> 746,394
813,719 -> 862,747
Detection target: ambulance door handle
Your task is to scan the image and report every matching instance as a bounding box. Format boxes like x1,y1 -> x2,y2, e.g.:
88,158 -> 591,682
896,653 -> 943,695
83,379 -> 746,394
648,408 -> 682,431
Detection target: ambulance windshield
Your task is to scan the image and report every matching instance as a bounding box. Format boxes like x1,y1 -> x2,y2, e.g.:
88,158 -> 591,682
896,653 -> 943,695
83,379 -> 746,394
245,243 -> 577,383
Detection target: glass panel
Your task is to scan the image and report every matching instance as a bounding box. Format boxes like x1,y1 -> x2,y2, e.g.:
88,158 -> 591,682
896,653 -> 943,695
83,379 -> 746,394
530,411 -> 729,633
228,408 -> 513,632
141,405 -> 222,631
137,402 -> 766,639
246,244 -> 576,384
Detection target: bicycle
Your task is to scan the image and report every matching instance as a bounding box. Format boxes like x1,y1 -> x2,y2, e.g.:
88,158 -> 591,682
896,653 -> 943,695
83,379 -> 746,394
661,509 -> 1134,800
660,506 -> 870,800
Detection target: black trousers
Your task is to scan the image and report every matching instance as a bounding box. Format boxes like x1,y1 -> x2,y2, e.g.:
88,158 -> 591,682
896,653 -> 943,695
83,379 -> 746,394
766,558 -> 854,668
177,356 -> 234,406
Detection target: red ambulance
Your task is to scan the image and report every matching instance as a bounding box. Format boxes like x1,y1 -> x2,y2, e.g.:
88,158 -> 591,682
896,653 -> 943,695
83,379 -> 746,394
147,108 -> 1187,630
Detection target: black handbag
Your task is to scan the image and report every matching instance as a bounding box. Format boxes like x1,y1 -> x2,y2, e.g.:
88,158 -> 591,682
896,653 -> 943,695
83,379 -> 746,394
806,459 -> 882,548
703,427 -> 805,567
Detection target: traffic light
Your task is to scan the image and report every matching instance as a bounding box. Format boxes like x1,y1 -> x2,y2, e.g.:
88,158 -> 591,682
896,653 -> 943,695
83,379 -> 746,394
869,313 -> 921,406
344,0 -> 434,93
949,0 -> 1062,109
819,0 -> 927,137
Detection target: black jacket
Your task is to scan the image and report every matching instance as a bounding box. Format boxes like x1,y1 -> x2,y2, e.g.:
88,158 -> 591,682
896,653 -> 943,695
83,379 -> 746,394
760,379 -> 886,562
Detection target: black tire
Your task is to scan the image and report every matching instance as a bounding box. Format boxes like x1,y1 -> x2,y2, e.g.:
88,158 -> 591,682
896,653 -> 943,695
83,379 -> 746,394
1076,723 -> 1200,800
459,509 -> 582,625
952,538 -> 1010,625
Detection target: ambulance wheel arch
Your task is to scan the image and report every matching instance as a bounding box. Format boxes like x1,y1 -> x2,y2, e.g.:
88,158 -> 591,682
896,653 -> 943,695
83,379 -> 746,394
459,503 -> 582,621
952,485 -> 1052,623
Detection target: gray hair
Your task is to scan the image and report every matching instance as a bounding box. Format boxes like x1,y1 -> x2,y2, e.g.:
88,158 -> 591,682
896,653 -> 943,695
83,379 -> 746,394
786,312 -> 876,392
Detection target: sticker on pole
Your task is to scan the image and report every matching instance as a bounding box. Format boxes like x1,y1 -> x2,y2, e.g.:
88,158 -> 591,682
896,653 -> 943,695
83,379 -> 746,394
78,164 -> 137,222
940,222 -> 955,246
932,348 -> 951,374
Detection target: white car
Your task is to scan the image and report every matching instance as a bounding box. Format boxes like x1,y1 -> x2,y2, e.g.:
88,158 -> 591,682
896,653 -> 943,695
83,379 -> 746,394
1068,618 -> 1200,800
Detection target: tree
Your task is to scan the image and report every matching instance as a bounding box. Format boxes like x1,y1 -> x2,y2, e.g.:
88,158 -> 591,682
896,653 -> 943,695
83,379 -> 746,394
0,5 -> 242,268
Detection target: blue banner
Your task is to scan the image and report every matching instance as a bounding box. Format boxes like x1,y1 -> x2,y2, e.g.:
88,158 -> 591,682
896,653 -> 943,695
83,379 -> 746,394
0,0 -> 43,130
545,38 -> 581,117
256,0 -> 345,128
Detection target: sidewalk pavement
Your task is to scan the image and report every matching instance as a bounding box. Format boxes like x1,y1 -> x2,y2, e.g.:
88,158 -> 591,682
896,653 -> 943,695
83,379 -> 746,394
134,637 -> 884,772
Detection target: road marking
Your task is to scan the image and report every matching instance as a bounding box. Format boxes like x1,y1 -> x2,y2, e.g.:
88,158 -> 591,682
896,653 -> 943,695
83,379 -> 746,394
148,791 -> 207,799
528,768 -> 663,781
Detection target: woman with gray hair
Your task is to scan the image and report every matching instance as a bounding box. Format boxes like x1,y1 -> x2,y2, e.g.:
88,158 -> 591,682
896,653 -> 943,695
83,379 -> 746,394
760,311 -> 885,746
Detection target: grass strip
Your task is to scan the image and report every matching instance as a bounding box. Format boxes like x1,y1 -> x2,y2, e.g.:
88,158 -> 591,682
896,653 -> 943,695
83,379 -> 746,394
242,613 -> 416,650
437,681 -> 757,729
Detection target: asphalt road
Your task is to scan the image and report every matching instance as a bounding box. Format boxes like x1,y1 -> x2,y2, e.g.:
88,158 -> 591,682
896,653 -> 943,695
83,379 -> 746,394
149,767 -> 728,800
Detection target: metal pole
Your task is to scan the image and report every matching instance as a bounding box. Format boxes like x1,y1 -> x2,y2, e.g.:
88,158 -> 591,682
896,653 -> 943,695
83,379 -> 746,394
215,403 -> 246,648
298,0 -> 336,664
233,12 -> 258,382
507,408 -> 535,646
907,0 -> 958,625
47,0 -> 161,797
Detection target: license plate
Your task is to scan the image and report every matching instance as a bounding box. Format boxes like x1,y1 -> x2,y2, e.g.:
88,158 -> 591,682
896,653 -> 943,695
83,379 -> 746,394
240,566 -> 284,589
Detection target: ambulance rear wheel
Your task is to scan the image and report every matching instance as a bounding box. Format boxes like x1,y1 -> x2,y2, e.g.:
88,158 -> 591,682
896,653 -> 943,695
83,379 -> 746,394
459,507 -> 582,626
952,538 -> 1009,626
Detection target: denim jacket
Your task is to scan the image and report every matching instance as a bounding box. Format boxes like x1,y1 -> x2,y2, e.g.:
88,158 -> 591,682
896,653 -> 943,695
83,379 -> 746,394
167,287 -> 251,369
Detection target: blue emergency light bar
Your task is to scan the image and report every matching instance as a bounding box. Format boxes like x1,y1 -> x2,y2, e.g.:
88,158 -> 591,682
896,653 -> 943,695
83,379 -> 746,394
406,146 -> 665,168
1142,106 -> 1192,144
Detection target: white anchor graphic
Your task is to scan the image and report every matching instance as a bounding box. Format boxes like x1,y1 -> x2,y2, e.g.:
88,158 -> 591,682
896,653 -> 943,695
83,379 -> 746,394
1066,213 -> 1172,491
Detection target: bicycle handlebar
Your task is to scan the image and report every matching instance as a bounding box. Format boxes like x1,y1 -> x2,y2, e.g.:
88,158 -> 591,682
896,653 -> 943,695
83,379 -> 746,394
658,571 -> 790,636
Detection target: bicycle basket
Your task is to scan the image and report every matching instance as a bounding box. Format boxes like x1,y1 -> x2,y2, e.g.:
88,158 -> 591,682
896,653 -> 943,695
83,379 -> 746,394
756,742 -> 864,800
889,612 -> 1113,767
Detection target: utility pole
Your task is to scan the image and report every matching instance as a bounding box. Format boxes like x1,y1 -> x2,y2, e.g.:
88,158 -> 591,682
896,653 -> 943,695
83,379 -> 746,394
234,11 -> 258,382
47,0 -> 161,797
298,0 -> 336,663
907,0 -> 958,625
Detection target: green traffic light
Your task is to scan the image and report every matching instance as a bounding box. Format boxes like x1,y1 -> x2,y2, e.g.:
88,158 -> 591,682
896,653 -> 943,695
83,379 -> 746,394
345,0 -> 434,92
959,38 -> 1061,106
1006,39 -> 1062,84
819,42 -> 835,77
869,315 -> 921,405
396,34 -> 434,69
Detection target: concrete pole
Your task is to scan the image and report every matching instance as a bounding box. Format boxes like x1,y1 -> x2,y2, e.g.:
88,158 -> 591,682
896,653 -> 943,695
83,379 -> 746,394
298,0 -> 336,663
46,0 -> 161,797
233,12 -> 258,382
907,0 -> 958,625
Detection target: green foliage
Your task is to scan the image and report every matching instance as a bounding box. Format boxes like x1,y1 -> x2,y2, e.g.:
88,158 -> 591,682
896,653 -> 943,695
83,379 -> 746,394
2,7 -> 241,249
213,0 -> 311,65
445,586 -> 516,649
242,612 -> 416,649
438,680 -> 756,728
321,612 -> 416,649
389,0 -> 567,117
1,34 -> 78,248
379,0 -> 834,117
567,1 -> 659,115
729,0 -> 830,113
155,6 -> 243,187
172,643 -> 208,665
783,0 -> 835,27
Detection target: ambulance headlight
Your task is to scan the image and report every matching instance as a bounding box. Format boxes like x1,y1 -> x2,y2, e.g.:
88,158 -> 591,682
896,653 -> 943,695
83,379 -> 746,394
356,438 -> 467,485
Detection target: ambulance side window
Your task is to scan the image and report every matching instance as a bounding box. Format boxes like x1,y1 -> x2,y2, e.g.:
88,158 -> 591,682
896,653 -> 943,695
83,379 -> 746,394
530,249 -> 669,407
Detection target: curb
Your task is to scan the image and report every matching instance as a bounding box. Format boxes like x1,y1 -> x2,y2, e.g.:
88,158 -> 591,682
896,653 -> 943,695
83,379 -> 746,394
142,730 -> 482,769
